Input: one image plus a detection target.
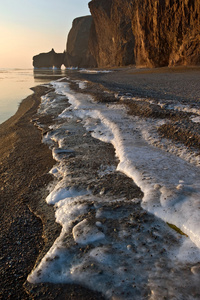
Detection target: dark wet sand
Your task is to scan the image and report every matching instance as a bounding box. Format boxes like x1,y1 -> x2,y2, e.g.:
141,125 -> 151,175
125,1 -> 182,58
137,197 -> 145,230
0,66 -> 199,299
0,86 -> 55,299
77,66 -> 200,150
0,85 -> 107,300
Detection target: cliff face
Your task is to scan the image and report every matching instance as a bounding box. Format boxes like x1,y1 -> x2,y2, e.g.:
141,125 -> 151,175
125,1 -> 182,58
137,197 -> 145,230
133,0 -> 200,67
89,0 -> 200,67
33,49 -> 64,69
64,16 -> 97,68
33,1 -> 199,69
88,0 -> 135,67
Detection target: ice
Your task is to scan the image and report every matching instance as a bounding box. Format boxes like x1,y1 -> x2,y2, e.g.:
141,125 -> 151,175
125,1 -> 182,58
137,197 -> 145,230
72,219 -> 105,244
98,164 -> 116,177
79,69 -> 112,74
157,100 -> 200,116
50,81 -> 200,248
89,247 -> 112,264
191,116 -> 200,123
46,187 -> 87,205
55,197 -> 89,231
58,107 -> 73,119
78,80 -> 87,89
28,79 -> 200,299
65,67 -> 78,70
174,239 -> 200,263
52,147 -> 75,161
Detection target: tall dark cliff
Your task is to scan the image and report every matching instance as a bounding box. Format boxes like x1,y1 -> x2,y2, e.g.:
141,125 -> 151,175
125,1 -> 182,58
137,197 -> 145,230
88,0 -> 135,67
89,0 -> 200,67
64,16 -> 97,68
32,17 -> 96,69
33,1 -> 199,69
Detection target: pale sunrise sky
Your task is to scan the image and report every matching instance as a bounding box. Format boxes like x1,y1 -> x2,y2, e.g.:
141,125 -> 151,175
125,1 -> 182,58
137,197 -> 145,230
0,0 -> 90,68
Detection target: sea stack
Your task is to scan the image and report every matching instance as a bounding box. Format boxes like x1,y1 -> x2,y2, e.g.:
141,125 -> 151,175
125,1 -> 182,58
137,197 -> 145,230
33,49 -> 65,69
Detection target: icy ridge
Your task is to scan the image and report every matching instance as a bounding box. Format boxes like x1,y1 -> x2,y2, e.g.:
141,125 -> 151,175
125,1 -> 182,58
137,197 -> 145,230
52,81 -> 200,249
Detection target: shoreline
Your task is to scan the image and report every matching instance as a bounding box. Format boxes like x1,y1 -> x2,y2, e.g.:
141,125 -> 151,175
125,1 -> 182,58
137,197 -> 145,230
0,66 -> 200,299
0,84 -> 106,299
0,86 -> 56,299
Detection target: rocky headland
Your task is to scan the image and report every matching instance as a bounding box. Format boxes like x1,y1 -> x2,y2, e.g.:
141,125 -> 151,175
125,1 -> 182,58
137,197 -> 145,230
89,0 -> 200,67
33,0 -> 200,69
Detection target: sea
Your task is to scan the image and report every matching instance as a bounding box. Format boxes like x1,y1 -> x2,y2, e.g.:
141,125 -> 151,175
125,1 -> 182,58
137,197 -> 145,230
0,68 -> 66,124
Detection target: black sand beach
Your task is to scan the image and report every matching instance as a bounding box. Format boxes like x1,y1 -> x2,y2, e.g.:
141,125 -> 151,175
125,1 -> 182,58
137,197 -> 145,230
0,67 -> 200,299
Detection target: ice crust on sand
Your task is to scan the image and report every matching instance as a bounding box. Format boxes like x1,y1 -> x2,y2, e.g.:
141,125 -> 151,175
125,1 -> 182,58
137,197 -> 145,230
79,69 -> 112,74
50,80 -> 200,248
72,219 -> 105,244
28,80 -> 200,299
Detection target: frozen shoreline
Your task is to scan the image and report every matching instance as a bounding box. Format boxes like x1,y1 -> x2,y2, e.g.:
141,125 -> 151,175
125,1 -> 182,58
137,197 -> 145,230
28,73 -> 200,299
1,66 -> 200,299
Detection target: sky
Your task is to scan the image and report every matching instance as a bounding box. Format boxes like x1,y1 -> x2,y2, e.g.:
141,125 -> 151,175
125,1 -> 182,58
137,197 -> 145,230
0,0 -> 90,68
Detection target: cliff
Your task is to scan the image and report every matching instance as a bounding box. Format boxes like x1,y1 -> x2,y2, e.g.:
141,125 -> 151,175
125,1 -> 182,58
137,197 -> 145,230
88,0 -> 135,67
33,1 -> 199,69
64,16 -> 97,68
89,0 -> 200,67
33,49 -> 64,69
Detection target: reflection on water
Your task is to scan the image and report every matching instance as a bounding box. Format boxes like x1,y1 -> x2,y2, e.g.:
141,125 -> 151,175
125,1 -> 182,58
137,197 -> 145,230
33,68 -> 68,80
0,68 -> 68,125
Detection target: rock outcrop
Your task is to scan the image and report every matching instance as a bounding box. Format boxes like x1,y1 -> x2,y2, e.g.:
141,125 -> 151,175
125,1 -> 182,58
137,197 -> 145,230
88,0 -> 200,67
88,0 -> 135,67
33,49 -> 65,69
64,16 -> 97,68
33,1 -> 199,69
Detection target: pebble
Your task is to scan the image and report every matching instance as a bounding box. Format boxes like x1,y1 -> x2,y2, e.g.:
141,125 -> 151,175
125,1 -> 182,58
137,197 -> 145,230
100,187 -> 106,195
96,222 -> 102,227
176,184 -> 184,190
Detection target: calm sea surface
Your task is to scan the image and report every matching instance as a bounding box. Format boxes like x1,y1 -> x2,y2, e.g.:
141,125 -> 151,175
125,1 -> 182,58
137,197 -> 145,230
0,68 -> 66,124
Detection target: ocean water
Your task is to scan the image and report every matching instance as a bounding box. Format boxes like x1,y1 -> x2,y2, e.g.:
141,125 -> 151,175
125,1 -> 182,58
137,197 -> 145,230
0,68 -> 66,125
28,78 -> 200,299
